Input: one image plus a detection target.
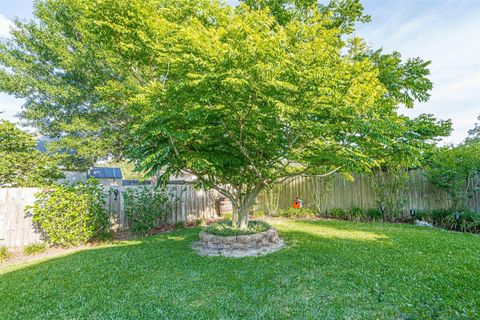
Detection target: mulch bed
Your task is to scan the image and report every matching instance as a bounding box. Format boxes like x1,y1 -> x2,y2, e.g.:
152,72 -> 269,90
113,218 -> 222,240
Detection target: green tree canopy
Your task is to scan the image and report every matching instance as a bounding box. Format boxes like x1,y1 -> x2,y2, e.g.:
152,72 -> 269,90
0,120 -> 63,186
0,0 -> 450,227
424,142 -> 480,211
465,115 -> 480,145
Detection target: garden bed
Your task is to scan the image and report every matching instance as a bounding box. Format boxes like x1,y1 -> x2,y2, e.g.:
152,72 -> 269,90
193,221 -> 284,257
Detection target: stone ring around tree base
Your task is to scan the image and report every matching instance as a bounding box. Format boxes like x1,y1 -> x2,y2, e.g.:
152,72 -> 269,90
192,228 -> 285,257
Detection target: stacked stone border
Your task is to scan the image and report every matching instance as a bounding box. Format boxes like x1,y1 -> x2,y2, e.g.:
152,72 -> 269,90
192,228 -> 285,257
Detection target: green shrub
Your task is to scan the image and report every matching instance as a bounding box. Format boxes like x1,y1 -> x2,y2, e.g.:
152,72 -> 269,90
0,246 -> 10,263
365,208 -> 383,221
278,207 -> 315,218
174,221 -> 186,229
23,243 -> 47,256
428,209 -> 452,224
222,212 -> 233,221
414,210 -> 428,221
251,210 -> 266,218
330,208 -> 347,220
31,179 -> 110,247
349,207 -> 365,221
457,211 -> 480,233
204,220 -> 271,236
123,186 -> 172,236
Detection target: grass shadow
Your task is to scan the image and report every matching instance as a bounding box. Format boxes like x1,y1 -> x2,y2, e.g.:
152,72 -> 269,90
0,221 -> 479,319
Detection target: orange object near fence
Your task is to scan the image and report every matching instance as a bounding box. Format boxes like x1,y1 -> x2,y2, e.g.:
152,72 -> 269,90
293,197 -> 302,209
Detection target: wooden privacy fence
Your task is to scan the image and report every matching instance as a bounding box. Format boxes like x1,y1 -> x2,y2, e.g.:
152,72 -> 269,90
255,170 -> 480,214
1,171 -> 478,247
0,188 -> 42,248
107,181 -> 226,231
0,182 -> 225,247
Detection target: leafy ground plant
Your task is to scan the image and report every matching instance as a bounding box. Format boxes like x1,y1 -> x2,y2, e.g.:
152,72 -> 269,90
329,208 -> 348,220
23,243 -> 47,256
0,219 -> 478,319
277,208 -> 316,218
204,220 -> 271,236
0,246 -> 9,263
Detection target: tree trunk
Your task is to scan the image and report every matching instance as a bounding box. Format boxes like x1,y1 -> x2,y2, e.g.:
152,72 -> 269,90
237,202 -> 249,230
231,188 -> 262,230
219,184 -> 264,230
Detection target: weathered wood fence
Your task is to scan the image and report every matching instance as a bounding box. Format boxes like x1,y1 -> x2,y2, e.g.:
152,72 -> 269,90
0,182 -> 225,247
1,171 -> 478,247
255,171 -> 480,213
107,182 -> 226,231
0,188 -> 42,248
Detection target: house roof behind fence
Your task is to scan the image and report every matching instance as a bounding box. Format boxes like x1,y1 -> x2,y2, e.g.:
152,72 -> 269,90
87,167 -> 123,179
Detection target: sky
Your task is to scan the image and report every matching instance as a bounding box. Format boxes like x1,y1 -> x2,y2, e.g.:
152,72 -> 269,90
0,0 -> 479,144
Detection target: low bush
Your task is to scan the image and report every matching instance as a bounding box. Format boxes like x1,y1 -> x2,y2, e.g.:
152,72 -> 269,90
414,210 -> 428,222
123,186 -> 172,236
408,209 -> 480,233
329,208 -> 347,220
222,212 -> 233,221
23,243 -> 47,256
174,221 -> 186,229
278,207 -> 316,218
0,246 -> 10,263
204,220 -> 271,236
251,210 -> 266,218
365,208 -> 383,221
428,209 -> 451,225
31,179 -> 110,247
456,210 -> 480,233
349,207 -> 365,221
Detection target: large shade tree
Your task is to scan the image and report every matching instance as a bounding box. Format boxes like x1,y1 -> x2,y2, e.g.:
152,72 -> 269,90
0,120 -> 63,186
0,0 -> 450,228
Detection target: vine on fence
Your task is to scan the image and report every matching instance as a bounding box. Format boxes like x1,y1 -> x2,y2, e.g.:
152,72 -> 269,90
371,169 -> 411,221
261,183 -> 282,216
309,176 -> 334,214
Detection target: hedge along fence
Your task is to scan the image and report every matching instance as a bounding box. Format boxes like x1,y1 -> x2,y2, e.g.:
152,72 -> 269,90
0,182 -> 223,247
254,170 -> 480,215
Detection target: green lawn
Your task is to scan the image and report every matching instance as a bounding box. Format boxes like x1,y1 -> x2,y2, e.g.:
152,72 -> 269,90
1,219 -> 479,319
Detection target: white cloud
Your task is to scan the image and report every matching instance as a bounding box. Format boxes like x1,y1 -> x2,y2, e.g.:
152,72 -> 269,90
357,1 -> 480,145
0,93 -> 24,123
0,14 -> 13,38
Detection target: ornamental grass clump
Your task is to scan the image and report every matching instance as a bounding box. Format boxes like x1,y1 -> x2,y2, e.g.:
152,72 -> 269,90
23,243 -> 47,256
0,246 -> 10,263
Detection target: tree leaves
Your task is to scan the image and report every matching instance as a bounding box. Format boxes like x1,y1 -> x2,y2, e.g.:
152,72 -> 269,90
0,0 -> 451,225
0,120 -> 64,186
